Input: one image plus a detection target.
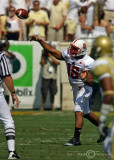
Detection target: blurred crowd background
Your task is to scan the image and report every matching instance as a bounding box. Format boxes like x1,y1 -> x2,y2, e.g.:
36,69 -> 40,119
0,0 -> 114,42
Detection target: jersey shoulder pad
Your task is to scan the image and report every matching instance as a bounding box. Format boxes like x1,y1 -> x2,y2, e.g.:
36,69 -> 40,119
91,58 -> 110,77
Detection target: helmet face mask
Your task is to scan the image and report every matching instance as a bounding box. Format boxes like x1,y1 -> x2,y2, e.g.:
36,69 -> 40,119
68,39 -> 87,57
68,44 -> 81,57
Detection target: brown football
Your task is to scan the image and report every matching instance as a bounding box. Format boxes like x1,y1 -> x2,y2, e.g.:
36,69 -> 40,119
15,8 -> 29,19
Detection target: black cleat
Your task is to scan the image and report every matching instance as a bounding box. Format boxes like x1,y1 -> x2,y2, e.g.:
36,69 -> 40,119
8,151 -> 20,159
64,137 -> 81,146
97,134 -> 107,143
97,126 -> 108,143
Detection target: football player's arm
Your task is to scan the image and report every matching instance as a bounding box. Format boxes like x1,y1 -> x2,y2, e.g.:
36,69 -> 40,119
80,57 -> 94,86
80,70 -> 93,86
99,76 -> 113,120
100,77 -> 113,104
98,76 -> 113,136
30,36 -> 64,60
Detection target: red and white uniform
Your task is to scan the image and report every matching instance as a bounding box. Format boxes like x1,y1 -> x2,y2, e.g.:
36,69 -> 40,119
62,49 -> 95,114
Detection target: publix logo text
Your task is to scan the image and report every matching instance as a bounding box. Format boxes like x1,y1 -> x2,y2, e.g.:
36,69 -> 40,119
16,88 -> 33,96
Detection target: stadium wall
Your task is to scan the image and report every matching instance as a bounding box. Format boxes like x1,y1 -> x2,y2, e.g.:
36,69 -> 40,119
9,41 -> 60,109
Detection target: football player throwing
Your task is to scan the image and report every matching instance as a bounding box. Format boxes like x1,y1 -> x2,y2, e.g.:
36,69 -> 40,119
30,36 -> 104,146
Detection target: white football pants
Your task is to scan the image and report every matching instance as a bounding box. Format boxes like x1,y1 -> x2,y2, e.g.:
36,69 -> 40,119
73,85 -> 92,115
0,87 -> 15,129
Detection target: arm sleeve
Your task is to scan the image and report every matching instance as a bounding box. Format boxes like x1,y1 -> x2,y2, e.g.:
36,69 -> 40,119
0,54 -> 11,78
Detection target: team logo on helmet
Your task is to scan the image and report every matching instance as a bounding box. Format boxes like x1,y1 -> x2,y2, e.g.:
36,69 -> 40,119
83,43 -> 86,49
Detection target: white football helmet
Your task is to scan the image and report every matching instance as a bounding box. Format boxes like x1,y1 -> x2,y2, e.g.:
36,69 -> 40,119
68,39 -> 87,57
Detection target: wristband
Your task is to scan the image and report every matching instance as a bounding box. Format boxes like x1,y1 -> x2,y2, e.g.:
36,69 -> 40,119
82,78 -> 86,83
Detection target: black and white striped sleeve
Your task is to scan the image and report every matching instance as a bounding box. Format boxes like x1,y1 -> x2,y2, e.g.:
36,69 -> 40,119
0,54 -> 11,77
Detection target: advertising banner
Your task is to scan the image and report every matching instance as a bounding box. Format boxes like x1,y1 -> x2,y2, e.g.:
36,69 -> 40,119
9,41 -> 60,109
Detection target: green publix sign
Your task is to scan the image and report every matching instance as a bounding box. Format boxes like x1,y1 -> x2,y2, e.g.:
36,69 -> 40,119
9,44 -> 33,96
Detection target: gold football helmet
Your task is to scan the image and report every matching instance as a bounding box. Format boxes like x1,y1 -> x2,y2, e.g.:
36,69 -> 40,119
90,36 -> 113,59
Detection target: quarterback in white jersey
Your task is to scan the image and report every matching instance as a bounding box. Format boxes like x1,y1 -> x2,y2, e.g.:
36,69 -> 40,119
62,48 -> 94,88
62,46 -> 94,114
30,36 -> 104,146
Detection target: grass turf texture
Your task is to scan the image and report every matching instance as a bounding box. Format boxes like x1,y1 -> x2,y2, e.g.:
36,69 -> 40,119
0,111 -> 112,160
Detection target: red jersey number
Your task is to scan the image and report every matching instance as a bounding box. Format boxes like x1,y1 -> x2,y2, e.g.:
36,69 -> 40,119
67,63 -> 79,79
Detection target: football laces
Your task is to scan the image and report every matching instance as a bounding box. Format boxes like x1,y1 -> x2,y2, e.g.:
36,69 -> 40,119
18,11 -> 23,19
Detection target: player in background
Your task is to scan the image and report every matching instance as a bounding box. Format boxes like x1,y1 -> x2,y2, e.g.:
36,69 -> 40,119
30,35 -> 105,146
0,42 -> 20,159
81,36 -> 114,160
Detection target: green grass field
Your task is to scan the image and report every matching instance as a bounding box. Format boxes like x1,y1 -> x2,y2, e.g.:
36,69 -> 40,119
0,110 -> 112,160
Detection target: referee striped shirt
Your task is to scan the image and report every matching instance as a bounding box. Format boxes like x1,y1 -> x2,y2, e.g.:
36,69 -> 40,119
0,51 -> 11,84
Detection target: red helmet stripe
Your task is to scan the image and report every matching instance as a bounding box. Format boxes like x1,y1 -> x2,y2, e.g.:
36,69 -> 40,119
73,39 -> 80,43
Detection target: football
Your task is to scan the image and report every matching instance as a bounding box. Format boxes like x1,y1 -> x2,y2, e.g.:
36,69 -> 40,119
15,8 -> 29,19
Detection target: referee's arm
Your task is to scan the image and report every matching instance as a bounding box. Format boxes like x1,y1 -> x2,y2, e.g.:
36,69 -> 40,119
0,54 -> 19,107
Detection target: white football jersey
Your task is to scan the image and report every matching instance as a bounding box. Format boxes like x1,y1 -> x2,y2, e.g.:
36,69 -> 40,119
62,49 -> 95,88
